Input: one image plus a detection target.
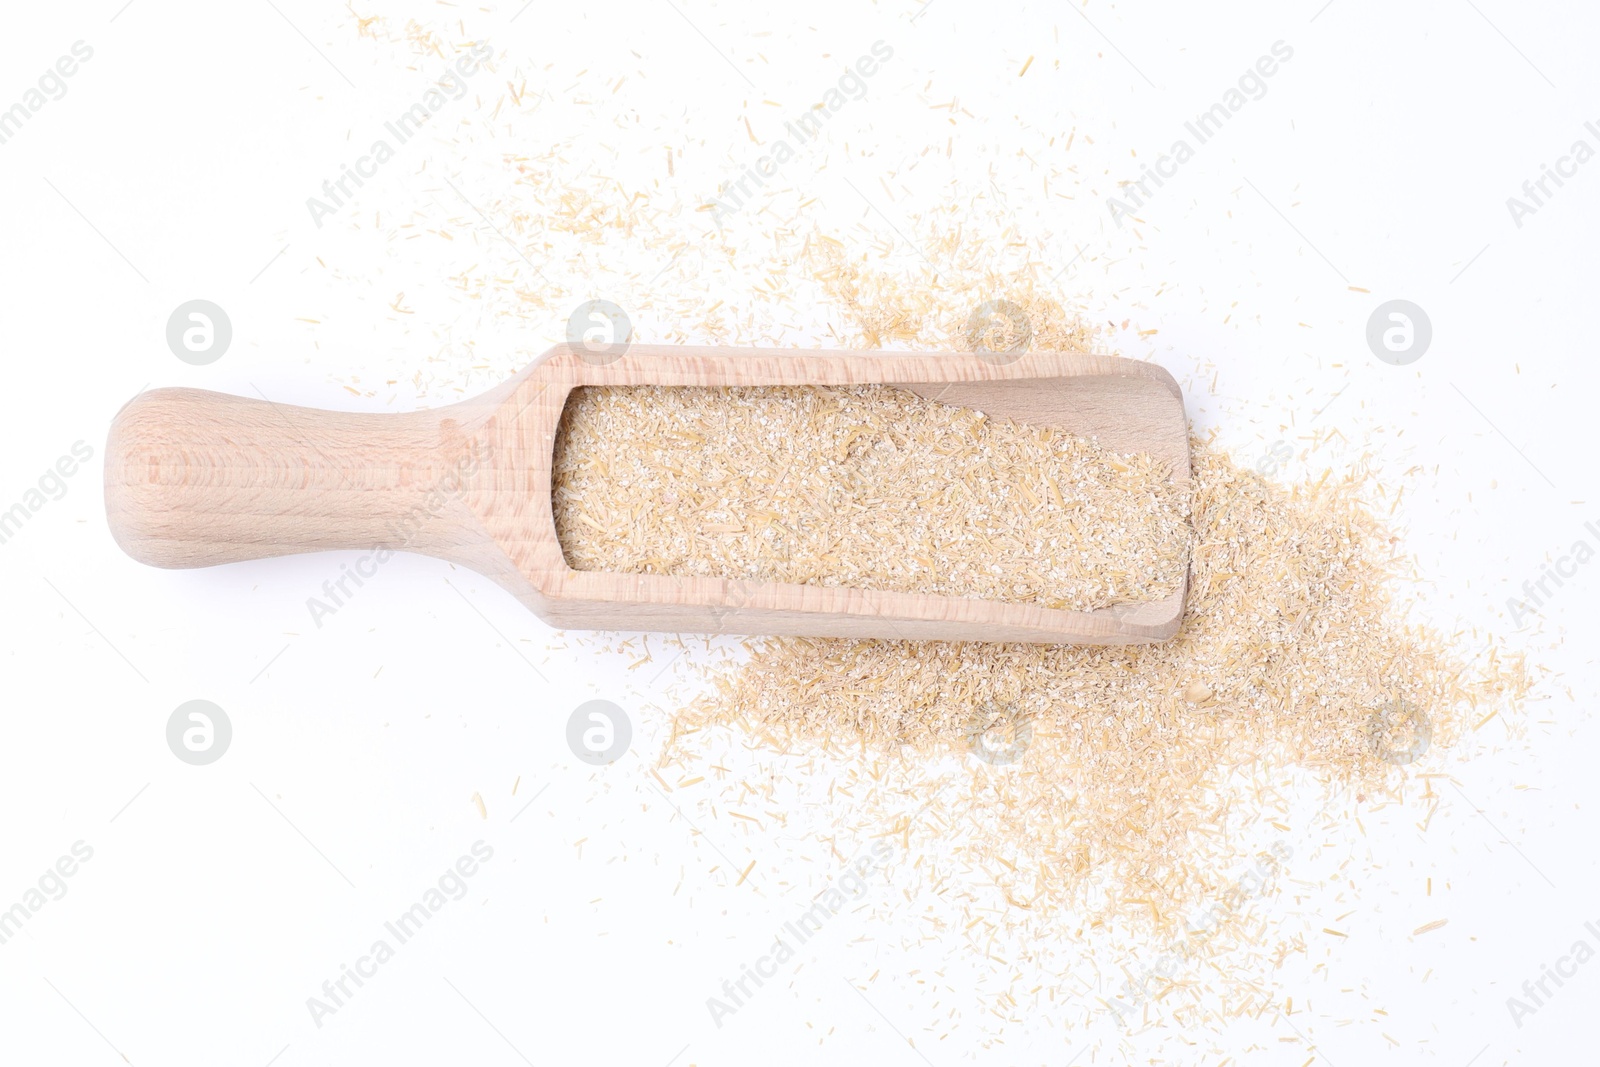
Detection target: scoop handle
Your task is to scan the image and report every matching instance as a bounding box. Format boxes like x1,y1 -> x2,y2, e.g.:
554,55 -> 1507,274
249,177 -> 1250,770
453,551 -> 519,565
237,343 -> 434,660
105,388 -> 490,568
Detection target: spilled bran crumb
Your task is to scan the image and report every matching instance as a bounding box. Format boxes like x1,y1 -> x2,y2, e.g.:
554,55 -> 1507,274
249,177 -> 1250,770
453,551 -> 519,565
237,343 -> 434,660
320,22 -> 1541,1042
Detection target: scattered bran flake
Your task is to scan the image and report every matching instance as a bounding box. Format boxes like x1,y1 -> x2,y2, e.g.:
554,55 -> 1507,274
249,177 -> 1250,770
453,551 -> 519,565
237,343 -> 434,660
330,21 -> 1542,1049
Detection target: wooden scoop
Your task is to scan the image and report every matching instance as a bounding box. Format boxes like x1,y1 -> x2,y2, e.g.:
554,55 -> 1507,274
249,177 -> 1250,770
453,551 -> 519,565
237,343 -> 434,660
105,345 -> 1190,644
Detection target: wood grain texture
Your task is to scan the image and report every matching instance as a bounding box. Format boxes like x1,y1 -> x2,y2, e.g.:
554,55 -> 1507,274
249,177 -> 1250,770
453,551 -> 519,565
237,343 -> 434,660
106,344 -> 1190,644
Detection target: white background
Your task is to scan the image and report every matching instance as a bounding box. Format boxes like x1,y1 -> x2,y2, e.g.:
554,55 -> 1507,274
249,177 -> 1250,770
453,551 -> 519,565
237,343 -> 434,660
0,0 -> 1596,1064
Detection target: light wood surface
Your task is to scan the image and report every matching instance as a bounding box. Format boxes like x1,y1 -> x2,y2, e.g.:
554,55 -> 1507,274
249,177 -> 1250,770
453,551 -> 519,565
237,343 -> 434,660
105,345 -> 1191,644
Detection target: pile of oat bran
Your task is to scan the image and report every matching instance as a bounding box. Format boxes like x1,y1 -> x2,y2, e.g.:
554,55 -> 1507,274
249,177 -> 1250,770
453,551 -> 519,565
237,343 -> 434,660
553,382 -> 1192,612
